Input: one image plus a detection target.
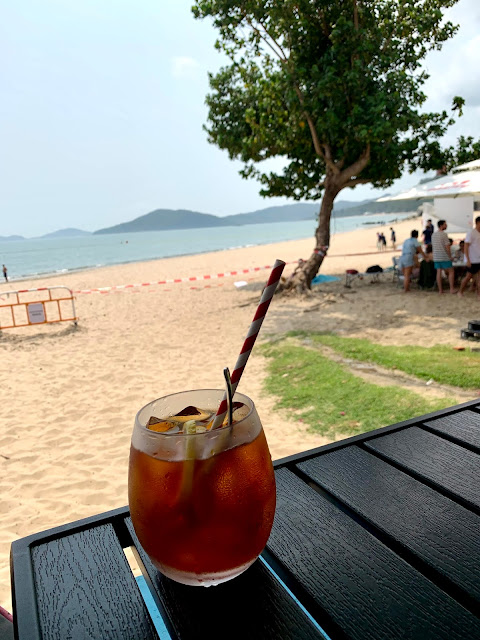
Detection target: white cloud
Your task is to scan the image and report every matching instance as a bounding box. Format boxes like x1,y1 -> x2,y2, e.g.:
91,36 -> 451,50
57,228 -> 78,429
424,34 -> 480,110
171,56 -> 201,78
422,0 -> 480,111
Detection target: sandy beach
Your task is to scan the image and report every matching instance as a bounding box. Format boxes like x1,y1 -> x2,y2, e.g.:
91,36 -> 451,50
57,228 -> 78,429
0,216 -> 477,609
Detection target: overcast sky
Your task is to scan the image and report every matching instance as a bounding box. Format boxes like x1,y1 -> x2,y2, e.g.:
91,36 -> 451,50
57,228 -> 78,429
1,0 -> 479,237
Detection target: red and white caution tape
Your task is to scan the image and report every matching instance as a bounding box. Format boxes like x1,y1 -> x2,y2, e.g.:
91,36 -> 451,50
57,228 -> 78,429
73,263 -> 290,295
8,250 -> 398,296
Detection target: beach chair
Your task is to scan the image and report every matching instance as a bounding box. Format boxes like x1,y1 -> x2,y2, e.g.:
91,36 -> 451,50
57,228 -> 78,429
345,267 -> 382,288
345,269 -> 361,287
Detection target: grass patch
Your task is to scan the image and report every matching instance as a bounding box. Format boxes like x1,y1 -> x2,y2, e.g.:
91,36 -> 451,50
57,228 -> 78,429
291,333 -> 480,390
261,341 -> 454,438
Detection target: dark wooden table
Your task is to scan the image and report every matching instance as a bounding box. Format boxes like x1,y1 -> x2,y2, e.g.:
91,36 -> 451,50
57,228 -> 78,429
10,399 -> 480,640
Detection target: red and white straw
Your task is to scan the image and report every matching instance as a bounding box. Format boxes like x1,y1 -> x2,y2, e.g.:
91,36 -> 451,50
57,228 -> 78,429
210,259 -> 286,430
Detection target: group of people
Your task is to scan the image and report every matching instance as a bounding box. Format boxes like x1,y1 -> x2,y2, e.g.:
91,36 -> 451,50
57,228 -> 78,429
376,228 -> 396,251
376,232 -> 387,250
400,216 -> 480,295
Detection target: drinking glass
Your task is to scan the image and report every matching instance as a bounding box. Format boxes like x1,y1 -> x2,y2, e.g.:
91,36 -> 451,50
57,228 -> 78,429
128,389 -> 276,586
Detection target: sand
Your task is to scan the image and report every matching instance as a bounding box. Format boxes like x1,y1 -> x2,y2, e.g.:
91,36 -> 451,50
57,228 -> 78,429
0,215 -> 477,610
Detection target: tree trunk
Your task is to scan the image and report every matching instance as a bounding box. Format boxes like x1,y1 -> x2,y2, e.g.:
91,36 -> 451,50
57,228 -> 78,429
283,178 -> 339,293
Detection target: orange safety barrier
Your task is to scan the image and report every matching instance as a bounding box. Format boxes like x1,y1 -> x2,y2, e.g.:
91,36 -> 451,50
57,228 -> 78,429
0,286 -> 78,330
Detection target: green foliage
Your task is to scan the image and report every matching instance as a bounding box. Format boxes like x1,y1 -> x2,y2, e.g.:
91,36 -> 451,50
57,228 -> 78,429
193,0 -> 465,201
261,340 -> 453,438
295,332 -> 480,389
443,135 -> 480,171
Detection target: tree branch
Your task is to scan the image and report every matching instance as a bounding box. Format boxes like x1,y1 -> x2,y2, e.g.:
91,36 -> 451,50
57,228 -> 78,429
339,143 -> 371,182
241,11 -> 340,176
241,10 -> 288,63
324,144 -> 333,163
257,19 -> 288,60
344,177 -> 371,188
244,18 -> 288,63
292,85 -> 337,172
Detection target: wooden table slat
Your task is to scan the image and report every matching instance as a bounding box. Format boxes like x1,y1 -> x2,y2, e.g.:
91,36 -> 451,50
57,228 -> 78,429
125,518 -> 322,640
30,524 -> 159,640
423,410 -> 480,451
298,446 -> 480,608
365,427 -> 480,510
268,468 -> 480,640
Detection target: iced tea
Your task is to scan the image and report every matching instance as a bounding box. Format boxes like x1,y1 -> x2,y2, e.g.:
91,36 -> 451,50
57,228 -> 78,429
128,389 -> 276,586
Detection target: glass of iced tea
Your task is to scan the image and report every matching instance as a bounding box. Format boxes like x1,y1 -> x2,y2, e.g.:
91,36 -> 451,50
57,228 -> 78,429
128,389 -> 276,586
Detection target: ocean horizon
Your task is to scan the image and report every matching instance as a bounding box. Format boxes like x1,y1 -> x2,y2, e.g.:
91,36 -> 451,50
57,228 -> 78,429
0,213 -> 411,282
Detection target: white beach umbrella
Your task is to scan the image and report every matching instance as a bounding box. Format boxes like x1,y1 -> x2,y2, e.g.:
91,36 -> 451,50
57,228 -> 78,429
376,169 -> 480,201
452,159 -> 480,173
376,162 -> 480,233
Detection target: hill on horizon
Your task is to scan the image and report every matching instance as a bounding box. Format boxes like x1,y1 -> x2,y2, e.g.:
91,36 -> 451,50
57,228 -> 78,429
0,235 -> 25,242
212,203 -> 318,226
335,198 -> 426,217
94,200 -> 412,235
3,198 -> 428,239
39,228 -> 92,239
94,209 -> 230,235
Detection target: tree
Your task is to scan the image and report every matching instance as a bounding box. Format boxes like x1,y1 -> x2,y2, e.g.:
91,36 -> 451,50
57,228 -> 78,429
192,0 -> 467,291
437,135 -> 480,172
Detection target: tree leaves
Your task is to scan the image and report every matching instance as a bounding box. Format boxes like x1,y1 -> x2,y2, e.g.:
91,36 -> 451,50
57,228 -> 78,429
193,0 -> 465,200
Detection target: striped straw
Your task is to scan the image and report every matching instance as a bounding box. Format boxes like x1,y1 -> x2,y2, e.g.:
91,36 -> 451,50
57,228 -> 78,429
210,259 -> 286,430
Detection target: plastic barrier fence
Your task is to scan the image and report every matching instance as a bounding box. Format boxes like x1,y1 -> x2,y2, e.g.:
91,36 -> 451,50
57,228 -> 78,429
0,286 -> 78,330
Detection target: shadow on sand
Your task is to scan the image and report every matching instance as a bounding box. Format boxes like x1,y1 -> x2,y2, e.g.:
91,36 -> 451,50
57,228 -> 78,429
0,322 -> 81,344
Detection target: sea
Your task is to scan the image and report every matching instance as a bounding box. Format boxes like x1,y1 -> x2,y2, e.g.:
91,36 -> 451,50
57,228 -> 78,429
0,213 -> 411,282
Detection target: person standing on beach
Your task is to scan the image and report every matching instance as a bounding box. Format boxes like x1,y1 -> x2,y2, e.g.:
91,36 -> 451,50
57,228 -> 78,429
422,219 -> 434,247
390,227 -> 396,249
458,216 -> 480,297
432,220 -> 456,294
400,230 -> 425,292
2,265 -> 7,282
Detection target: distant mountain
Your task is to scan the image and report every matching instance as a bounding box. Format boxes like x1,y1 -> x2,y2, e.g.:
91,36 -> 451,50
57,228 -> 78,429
94,209 -> 229,235
221,200 -> 394,223
3,197 -> 429,240
334,198 -> 427,217
226,202 -> 379,224
333,199 -> 374,211
220,203 -> 318,225
0,235 -> 25,241
95,201 -> 409,235
40,228 -> 92,239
